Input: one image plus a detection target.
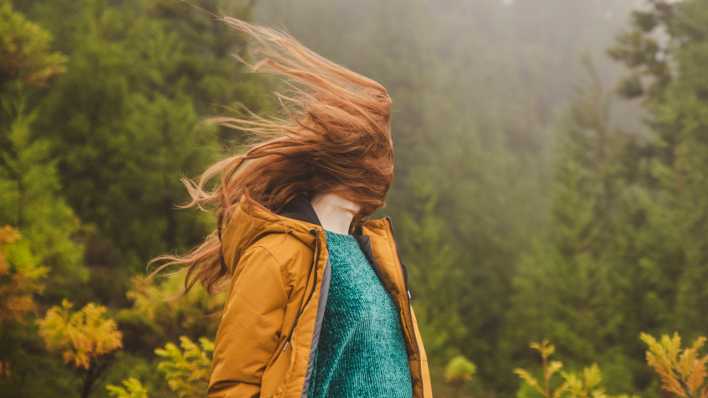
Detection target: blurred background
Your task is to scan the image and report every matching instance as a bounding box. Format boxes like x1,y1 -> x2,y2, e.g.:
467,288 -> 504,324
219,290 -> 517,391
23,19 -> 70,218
2,0 -> 707,397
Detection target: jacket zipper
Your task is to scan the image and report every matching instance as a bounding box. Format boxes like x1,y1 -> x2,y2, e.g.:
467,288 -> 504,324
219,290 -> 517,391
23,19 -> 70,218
301,229 -> 331,397
385,216 -> 423,389
385,217 -> 414,306
279,229 -> 321,354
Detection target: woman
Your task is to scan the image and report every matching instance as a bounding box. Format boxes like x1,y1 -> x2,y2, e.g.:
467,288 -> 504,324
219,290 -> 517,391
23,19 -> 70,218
152,15 -> 432,398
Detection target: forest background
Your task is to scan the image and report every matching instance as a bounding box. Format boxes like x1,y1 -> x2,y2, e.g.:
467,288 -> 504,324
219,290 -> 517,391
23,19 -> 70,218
2,0 -> 708,397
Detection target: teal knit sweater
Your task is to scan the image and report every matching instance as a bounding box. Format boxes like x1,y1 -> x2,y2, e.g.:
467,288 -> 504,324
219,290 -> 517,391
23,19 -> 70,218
307,230 -> 413,398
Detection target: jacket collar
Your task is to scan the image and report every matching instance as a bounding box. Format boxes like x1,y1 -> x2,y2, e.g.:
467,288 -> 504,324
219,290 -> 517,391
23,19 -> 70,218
277,195 -> 377,265
278,195 -> 322,226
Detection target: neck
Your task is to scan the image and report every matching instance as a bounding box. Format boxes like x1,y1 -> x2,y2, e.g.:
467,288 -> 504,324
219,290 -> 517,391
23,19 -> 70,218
310,192 -> 359,234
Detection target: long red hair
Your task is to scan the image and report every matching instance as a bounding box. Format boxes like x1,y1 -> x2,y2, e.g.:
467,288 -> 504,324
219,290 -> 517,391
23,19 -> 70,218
148,16 -> 394,294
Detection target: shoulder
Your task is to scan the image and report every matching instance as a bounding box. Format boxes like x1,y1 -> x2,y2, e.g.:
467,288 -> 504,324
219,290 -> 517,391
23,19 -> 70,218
250,233 -> 313,265
243,232 -> 314,291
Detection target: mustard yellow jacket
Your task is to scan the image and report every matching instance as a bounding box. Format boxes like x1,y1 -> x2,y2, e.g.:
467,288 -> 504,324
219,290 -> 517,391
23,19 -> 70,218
207,193 -> 433,398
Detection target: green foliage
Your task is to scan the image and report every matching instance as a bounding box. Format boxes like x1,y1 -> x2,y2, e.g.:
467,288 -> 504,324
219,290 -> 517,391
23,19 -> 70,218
514,341 -> 565,398
0,0 -> 66,88
504,63 -> 643,394
106,377 -> 149,398
445,355 -> 477,384
155,336 -> 213,398
24,0 -> 268,283
0,5 -> 89,394
606,0 -> 708,338
514,340 -> 636,398
607,1 -> 674,102
397,173 -> 466,359
31,7 -> 219,273
0,0 -> 86,299
117,272 -> 223,347
0,108 -> 87,297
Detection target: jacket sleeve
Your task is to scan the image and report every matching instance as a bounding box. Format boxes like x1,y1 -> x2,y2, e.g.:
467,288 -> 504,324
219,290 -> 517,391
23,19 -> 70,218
207,245 -> 288,398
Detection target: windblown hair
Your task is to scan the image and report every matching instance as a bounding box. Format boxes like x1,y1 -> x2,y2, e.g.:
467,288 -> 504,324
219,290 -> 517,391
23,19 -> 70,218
148,16 -> 394,295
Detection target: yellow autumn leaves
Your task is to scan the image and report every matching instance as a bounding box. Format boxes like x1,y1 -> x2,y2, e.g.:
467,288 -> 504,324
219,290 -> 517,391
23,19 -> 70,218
0,225 -> 47,323
106,378 -> 149,398
36,299 -> 122,370
106,336 -> 214,398
511,336 -> 708,398
24,268 -> 221,397
641,333 -> 708,398
513,340 -> 637,398
154,337 -> 214,398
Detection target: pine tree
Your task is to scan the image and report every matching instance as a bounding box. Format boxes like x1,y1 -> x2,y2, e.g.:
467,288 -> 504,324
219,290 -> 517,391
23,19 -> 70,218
396,168 -> 466,360
24,0 -> 267,281
505,63 -> 641,394
0,4 -> 91,396
0,0 -> 86,300
609,0 -> 708,338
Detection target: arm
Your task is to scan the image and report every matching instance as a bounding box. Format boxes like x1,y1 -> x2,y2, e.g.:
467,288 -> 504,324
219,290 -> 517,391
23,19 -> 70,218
207,245 -> 288,398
